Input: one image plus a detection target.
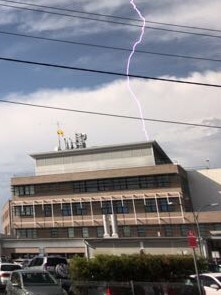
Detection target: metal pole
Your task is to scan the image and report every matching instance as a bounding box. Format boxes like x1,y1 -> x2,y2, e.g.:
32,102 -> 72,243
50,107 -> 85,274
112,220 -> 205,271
192,248 -> 202,295
193,212 -> 203,256
193,203 -> 219,257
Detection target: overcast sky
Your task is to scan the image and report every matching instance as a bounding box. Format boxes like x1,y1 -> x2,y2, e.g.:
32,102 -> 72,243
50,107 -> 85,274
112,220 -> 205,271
0,0 -> 221,212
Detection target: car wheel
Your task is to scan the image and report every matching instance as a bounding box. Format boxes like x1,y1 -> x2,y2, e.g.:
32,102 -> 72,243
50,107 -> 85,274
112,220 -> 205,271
55,263 -> 68,278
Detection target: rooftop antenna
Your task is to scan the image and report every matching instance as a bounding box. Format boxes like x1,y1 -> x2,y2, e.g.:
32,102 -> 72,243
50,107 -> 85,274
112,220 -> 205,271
75,133 -> 87,149
56,122 -> 64,151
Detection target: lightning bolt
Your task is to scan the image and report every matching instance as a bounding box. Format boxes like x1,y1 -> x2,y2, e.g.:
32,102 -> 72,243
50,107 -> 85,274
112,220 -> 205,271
126,0 -> 149,141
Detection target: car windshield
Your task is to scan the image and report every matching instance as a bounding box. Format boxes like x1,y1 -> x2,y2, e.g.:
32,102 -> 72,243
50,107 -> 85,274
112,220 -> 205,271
214,276 -> 221,283
1,265 -> 21,271
47,258 -> 67,266
22,272 -> 58,286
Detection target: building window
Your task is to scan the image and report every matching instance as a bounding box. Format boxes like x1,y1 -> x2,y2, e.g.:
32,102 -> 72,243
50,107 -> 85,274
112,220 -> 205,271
72,174 -> 173,194
112,178 -> 127,190
51,228 -> 58,238
44,204 -> 52,217
156,175 -> 170,187
82,227 -> 89,238
16,229 -> 37,238
146,176 -> 156,188
73,181 -> 85,193
122,226 -> 131,237
137,225 -> 146,237
126,177 -> 140,189
13,185 -> 35,196
14,206 -> 34,216
214,223 -> 221,231
98,179 -> 114,191
113,201 -> 129,214
180,224 -> 188,236
164,225 -> 173,237
144,199 -> 157,212
97,227 -> 104,238
68,228 -> 75,238
61,204 -> 71,216
72,203 -> 87,215
85,180 -> 98,192
101,201 -> 112,214
199,224 -> 207,237
158,198 -> 171,212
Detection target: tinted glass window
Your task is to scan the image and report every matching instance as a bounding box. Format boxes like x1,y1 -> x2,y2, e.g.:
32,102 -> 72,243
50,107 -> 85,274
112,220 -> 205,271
199,275 -> 217,287
47,258 -> 67,266
1,264 -> 21,271
29,258 -> 43,266
11,272 -> 21,285
22,272 -> 57,285
213,276 -> 221,283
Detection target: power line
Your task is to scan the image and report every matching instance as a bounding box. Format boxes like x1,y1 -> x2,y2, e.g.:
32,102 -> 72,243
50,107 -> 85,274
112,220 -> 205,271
1,55 -> 221,88
2,0 -> 221,35
0,98 -> 220,129
1,2 -> 221,40
1,29 -> 221,64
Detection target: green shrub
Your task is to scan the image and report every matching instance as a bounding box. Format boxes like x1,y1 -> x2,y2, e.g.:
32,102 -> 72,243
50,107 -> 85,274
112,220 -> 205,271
69,253 -> 207,282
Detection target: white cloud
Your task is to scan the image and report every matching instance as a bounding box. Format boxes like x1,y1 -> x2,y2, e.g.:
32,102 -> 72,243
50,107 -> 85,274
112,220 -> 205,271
0,70 -> 221,211
3,0 -> 220,40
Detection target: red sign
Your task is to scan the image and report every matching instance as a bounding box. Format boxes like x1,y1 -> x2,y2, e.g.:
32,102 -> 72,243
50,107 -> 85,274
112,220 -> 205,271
187,231 -> 197,248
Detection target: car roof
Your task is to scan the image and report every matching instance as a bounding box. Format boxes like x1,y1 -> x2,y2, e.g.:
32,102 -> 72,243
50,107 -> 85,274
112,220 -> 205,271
191,273 -> 221,278
33,255 -> 66,258
201,272 -> 221,277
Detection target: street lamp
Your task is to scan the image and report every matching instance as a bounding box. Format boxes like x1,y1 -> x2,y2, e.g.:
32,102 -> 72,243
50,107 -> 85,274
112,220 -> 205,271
193,202 -> 219,257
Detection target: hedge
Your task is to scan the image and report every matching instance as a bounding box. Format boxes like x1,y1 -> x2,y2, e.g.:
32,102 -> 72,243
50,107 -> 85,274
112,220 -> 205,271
69,253 -> 207,282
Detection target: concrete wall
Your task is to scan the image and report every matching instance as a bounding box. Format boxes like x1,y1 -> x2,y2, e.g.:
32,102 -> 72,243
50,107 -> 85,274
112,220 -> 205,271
35,146 -> 155,175
187,168 -> 221,211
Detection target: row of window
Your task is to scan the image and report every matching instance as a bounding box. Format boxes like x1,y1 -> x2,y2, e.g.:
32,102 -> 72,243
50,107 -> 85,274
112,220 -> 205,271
15,223 -> 221,239
73,175 -> 173,193
13,198 -> 181,217
12,174 -> 179,196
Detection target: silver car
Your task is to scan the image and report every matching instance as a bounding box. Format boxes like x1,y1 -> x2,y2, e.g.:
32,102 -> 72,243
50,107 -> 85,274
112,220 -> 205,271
0,263 -> 21,288
5,269 -> 68,295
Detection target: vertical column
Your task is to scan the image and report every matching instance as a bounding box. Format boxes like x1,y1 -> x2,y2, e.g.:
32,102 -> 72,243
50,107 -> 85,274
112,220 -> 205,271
33,201 -> 36,228
103,214 -> 110,238
110,214 -> 118,238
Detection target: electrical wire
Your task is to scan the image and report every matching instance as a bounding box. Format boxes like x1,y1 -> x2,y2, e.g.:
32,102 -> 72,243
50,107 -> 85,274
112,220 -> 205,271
0,5 -> 220,137
2,0 -> 221,35
1,29 -> 221,64
0,98 -> 220,129
1,2 -> 221,40
0,55 -> 221,88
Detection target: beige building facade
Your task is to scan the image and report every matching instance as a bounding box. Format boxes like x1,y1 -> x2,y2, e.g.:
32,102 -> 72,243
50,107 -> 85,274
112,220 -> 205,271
1,141 -> 221,259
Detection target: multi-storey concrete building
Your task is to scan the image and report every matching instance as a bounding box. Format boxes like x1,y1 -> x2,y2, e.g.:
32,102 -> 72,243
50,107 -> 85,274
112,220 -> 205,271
1,140 -> 221,259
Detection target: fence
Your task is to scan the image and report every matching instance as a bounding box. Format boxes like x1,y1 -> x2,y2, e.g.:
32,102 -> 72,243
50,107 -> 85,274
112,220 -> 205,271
69,280 -> 204,295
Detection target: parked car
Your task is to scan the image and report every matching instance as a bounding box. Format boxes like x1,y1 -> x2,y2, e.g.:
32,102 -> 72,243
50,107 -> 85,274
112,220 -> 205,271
5,269 -> 67,295
207,263 -> 221,273
28,255 -> 68,278
0,263 -> 22,288
13,259 -> 31,268
180,277 -> 205,295
191,273 -> 221,294
27,255 -> 70,293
